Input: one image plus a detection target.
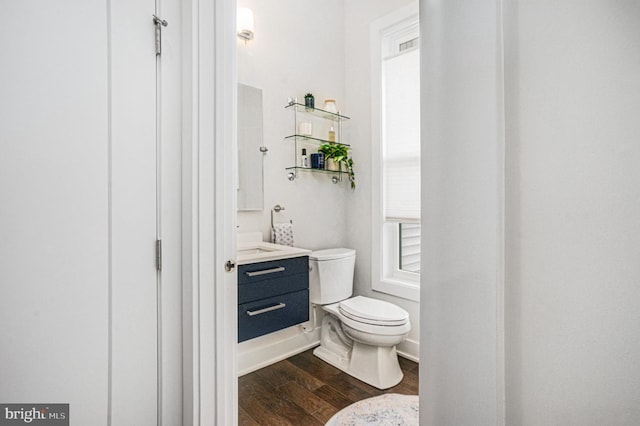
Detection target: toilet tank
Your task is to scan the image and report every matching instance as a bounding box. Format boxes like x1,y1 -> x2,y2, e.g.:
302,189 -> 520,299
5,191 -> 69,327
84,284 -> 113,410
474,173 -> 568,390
309,248 -> 356,305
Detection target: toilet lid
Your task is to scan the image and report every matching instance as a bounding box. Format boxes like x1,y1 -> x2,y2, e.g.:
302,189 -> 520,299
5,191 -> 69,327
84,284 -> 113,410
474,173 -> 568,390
310,248 -> 356,261
338,296 -> 409,326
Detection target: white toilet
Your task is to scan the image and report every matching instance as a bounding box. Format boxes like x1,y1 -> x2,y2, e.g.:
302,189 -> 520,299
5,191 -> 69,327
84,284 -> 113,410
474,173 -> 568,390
309,248 -> 411,389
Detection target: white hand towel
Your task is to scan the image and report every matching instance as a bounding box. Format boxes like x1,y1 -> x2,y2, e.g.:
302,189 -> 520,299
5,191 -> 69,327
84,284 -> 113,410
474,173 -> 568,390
271,223 -> 294,246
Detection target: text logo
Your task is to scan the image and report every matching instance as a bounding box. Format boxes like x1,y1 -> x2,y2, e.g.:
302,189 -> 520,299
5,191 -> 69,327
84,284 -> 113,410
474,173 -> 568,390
0,404 -> 68,426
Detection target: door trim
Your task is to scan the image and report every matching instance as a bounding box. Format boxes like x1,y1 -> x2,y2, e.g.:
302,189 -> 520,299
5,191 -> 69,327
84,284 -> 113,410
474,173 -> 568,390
182,0 -> 237,424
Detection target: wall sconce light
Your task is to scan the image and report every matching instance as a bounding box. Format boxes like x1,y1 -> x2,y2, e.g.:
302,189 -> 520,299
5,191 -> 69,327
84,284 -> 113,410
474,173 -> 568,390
237,7 -> 254,42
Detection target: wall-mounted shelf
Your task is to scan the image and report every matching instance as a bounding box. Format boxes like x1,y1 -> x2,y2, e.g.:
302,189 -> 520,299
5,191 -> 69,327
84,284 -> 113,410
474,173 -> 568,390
284,102 -> 350,121
285,167 -> 347,184
285,166 -> 349,175
284,134 -> 350,147
285,99 -> 351,184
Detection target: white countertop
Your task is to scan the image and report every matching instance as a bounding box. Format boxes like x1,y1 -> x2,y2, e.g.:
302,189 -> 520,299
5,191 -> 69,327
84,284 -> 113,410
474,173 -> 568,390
236,236 -> 311,265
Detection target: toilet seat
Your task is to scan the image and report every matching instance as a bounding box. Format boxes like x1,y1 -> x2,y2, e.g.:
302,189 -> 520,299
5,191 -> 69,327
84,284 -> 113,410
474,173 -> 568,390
330,296 -> 410,336
340,314 -> 411,336
339,296 -> 409,326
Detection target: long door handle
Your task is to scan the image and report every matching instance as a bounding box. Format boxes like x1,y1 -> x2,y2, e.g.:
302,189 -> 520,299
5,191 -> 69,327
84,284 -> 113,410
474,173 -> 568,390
245,266 -> 285,277
246,303 -> 286,316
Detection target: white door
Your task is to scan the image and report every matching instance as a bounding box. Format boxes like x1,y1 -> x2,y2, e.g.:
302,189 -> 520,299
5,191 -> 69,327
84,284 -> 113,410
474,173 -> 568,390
0,1 -> 170,424
110,0 -> 159,424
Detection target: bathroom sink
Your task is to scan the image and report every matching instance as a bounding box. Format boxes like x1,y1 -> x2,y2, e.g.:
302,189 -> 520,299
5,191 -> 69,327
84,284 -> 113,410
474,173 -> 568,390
237,247 -> 278,256
236,241 -> 311,265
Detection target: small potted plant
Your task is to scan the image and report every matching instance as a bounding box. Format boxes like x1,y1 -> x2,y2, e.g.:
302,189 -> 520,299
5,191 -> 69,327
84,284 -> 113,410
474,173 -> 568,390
318,143 -> 355,189
304,93 -> 315,109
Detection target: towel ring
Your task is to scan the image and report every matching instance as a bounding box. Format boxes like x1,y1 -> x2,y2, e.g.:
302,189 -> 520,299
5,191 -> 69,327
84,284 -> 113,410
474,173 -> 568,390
271,204 -> 293,229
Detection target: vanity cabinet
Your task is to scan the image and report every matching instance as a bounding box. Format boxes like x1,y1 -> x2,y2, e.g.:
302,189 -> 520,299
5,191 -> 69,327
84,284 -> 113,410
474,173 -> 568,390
238,256 -> 309,342
284,101 -> 350,183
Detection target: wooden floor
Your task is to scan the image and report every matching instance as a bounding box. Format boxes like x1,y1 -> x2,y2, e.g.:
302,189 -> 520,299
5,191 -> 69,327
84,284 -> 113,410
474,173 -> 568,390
238,348 -> 419,425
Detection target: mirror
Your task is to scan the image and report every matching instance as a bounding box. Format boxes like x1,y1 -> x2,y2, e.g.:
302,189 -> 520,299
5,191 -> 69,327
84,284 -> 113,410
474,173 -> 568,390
237,83 -> 265,211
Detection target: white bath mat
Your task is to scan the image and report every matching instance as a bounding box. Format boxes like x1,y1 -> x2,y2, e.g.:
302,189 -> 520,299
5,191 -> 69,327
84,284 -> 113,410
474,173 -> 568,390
325,393 -> 419,425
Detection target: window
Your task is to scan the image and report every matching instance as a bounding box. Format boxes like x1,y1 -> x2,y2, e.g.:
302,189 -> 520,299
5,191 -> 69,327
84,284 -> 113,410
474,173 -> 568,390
371,3 -> 420,301
399,223 -> 421,273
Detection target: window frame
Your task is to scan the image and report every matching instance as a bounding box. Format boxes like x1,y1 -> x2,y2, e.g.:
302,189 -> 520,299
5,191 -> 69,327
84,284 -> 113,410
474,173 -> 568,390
370,2 -> 420,302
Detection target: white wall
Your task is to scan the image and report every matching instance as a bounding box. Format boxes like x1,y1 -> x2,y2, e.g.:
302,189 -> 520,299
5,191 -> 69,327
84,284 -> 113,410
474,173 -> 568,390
504,1 -> 640,424
237,0 -> 349,250
344,0 -> 420,361
419,0 -> 504,424
420,0 -> 640,424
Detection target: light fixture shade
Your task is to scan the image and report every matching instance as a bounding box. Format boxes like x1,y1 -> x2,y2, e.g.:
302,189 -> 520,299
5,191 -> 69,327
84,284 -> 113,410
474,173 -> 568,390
237,7 -> 254,41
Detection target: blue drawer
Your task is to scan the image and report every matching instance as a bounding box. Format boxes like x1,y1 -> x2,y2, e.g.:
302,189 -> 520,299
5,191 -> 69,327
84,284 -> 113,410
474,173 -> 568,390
238,289 -> 309,342
238,256 -> 309,304
238,272 -> 308,305
238,256 -> 308,285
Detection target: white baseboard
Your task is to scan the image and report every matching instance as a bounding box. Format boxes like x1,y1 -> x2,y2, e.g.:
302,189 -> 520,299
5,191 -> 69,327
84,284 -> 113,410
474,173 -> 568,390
397,337 -> 420,363
237,326 -> 321,376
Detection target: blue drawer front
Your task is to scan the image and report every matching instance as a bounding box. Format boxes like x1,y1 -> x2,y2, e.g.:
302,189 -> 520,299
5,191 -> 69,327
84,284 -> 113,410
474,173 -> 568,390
238,256 -> 309,286
238,289 -> 309,342
238,272 -> 308,305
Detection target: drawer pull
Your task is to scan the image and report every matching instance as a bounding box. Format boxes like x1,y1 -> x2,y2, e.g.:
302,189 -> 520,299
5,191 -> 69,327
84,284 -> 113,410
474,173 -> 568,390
246,303 -> 286,316
245,266 -> 285,277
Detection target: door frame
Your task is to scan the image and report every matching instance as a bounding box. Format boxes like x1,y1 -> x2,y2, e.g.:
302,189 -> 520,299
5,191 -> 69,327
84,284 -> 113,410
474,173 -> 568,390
182,0 -> 237,424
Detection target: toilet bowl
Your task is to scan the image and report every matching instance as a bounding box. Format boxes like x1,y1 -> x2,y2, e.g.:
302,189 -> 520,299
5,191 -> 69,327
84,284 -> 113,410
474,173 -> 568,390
309,248 -> 411,389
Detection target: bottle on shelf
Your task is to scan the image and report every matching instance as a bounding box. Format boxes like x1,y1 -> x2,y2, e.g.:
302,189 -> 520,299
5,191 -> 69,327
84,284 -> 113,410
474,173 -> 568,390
301,148 -> 309,168
328,126 -> 335,142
